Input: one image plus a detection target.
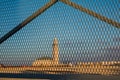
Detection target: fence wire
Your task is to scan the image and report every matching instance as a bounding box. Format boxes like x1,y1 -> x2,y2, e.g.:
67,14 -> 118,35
0,0 -> 120,66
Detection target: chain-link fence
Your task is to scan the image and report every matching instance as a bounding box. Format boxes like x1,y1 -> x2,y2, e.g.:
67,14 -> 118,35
0,0 -> 120,77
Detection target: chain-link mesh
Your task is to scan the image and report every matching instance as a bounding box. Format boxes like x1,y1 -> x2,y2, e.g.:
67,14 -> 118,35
0,0 -> 120,79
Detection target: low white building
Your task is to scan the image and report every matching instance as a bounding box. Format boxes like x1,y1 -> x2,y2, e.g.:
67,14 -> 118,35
32,38 -> 59,67
32,57 -> 54,66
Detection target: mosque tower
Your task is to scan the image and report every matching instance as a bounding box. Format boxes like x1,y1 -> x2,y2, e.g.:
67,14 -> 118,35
52,38 -> 59,64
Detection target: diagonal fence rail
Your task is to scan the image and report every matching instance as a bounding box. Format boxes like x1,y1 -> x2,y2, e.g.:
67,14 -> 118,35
60,0 -> 120,28
0,0 -> 119,44
0,0 -> 58,44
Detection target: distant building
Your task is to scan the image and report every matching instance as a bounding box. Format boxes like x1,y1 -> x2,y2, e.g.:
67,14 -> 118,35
101,61 -> 120,65
0,64 -> 4,67
32,38 -> 59,66
52,38 -> 59,64
32,57 -> 53,66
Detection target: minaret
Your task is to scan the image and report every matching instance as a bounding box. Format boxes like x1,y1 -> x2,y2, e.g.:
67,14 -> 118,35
52,38 -> 59,64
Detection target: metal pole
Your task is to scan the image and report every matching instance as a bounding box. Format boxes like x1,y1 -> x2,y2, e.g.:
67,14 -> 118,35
60,0 -> 120,28
0,0 -> 58,44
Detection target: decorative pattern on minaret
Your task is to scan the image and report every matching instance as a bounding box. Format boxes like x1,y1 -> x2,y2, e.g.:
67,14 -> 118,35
52,38 -> 59,64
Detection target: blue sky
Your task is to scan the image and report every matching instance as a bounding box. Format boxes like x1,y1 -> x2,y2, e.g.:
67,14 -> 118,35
0,0 -> 120,66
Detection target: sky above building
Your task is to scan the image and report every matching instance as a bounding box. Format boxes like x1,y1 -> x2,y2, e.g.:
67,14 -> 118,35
0,0 -> 120,66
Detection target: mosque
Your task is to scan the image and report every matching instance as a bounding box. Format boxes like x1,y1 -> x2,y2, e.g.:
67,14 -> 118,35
32,38 -> 59,66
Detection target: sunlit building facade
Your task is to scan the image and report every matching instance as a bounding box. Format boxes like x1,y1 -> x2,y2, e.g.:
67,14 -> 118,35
32,38 -> 59,66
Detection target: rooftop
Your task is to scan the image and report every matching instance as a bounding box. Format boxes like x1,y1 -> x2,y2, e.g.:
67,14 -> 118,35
36,57 -> 52,60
